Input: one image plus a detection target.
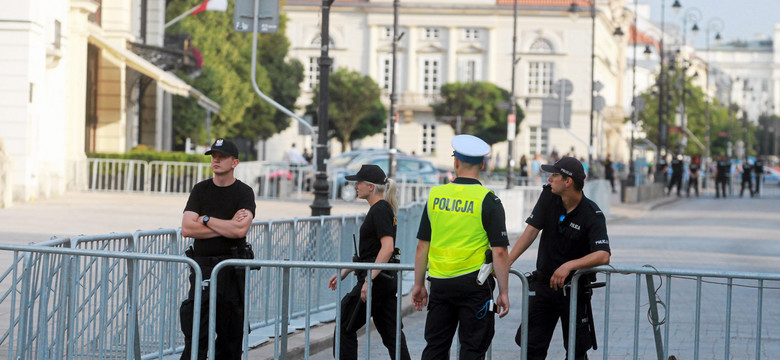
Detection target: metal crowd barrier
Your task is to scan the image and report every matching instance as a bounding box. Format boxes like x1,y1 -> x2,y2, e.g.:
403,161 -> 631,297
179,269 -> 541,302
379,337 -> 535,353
567,265 -> 780,360
0,243 -> 204,360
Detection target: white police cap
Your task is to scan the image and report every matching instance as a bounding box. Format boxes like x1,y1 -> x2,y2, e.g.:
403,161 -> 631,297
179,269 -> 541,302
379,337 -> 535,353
451,135 -> 490,164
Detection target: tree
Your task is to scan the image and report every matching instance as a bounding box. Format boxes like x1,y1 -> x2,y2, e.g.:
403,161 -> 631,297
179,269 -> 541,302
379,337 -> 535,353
166,0 -> 303,147
306,69 -> 387,152
431,82 -> 523,145
637,64 -> 732,157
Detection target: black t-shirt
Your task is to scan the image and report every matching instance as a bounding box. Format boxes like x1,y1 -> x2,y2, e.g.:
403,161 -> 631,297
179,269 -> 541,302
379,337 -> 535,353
416,177 -> 509,248
755,160 -> 764,174
716,161 -> 731,179
689,163 -> 700,178
742,164 -> 754,179
526,184 -> 610,279
184,178 -> 256,255
357,199 -> 396,262
603,159 -> 614,178
671,159 -> 683,175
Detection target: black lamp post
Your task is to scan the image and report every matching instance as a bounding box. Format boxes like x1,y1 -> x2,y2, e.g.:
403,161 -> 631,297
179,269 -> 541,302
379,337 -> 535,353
569,1 -> 597,174
506,0 -> 519,189
387,0 -> 400,178
628,0 -> 639,186
650,0 -> 680,183
704,17 -> 724,178
678,6 -> 701,156
310,0 -> 335,216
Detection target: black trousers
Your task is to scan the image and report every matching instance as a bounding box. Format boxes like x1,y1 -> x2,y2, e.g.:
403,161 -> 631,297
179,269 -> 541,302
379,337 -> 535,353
422,272 -> 495,360
667,175 -> 682,196
687,176 -> 699,197
525,277 -> 592,360
180,257 -> 246,360
740,178 -> 754,197
335,272 -> 411,360
755,174 -> 762,195
716,178 -> 728,198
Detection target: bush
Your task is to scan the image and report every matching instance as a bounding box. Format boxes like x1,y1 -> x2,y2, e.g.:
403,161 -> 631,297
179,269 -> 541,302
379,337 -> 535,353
88,150 -> 210,163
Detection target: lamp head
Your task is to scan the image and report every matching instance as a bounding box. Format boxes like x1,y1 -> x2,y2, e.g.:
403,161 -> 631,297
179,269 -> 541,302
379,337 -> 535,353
691,23 -> 699,36
672,0 -> 682,15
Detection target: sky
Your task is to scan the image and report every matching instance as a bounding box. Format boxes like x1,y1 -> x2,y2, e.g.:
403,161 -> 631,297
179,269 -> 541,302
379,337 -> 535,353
641,0 -> 778,48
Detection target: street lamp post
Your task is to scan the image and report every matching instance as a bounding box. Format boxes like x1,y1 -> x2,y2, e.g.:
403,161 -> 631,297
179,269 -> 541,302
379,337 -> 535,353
569,1 -> 596,175
628,0 -> 639,186
506,0 -> 518,189
651,0 -> 680,183
704,18 -> 724,178
678,6 -> 701,156
387,0 -> 400,178
311,0 -> 335,216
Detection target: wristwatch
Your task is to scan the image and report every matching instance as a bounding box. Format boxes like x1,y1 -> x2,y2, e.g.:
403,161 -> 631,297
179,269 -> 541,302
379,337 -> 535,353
202,215 -> 210,226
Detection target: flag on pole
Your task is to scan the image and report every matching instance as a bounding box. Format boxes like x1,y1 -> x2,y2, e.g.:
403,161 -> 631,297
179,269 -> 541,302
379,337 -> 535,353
191,0 -> 228,15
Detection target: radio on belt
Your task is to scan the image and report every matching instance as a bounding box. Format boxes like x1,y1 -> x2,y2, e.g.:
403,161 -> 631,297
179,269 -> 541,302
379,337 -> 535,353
476,249 -> 493,285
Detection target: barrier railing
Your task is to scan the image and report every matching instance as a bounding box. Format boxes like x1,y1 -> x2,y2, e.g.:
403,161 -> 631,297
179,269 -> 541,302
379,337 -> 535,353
0,243 -> 204,360
567,265 -> 780,360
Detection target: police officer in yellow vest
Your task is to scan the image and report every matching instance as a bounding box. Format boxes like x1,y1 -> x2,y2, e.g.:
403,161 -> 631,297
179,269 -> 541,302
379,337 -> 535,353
412,135 -> 510,360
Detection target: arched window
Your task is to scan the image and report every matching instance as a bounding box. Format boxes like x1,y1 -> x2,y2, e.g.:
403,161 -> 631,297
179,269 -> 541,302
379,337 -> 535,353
529,38 -> 554,54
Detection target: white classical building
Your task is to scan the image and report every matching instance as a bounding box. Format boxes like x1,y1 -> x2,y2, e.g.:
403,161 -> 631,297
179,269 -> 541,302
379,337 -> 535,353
0,0 -> 216,205
277,0 -> 630,168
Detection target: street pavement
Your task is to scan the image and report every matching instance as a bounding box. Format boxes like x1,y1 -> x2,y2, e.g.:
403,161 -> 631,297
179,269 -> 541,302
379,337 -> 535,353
300,192 -> 780,360
1,189 -> 779,359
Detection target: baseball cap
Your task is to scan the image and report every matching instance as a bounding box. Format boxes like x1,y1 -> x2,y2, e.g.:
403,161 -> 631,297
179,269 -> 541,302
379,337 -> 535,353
345,164 -> 387,184
451,135 -> 490,164
541,156 -> 586,181
205,138 -> 239,158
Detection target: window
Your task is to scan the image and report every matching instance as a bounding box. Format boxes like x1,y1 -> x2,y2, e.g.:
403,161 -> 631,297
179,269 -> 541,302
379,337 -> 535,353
529,38 -> 554,53
529,126 -> 549,156
464,28 -> 480,40
306,57 -> 334,90
422,123 -> 437,154
381,26 -> 393,40
528,62 -> 554,95
458,57 -> 481,83
423,28 -> 439,40
419,57 -> 441,96
379,54 -> 402,93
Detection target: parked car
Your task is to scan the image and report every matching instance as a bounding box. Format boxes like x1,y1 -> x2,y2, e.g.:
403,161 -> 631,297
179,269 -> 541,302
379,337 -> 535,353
761,166 -> 780,186
325,148 -> 405,176
333,154 -> 439,201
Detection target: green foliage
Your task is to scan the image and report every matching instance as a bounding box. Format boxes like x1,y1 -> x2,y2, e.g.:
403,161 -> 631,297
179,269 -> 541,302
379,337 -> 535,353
431,82 -> 524,145
166,0 -> 303,146
88,151 -> 210,163
637,65 -> 732,157
306,69 -> 387,151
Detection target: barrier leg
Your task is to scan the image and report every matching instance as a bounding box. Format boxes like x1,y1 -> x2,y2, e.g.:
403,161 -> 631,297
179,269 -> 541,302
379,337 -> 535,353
644,274 -> 664,360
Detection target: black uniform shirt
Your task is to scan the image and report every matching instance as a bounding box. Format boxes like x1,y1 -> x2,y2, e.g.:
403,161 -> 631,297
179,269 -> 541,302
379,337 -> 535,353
716,160 -> 731,179
689,163 -> 700,178
526,184 -> 610,279
755,160 -> 764,175
416,177 -> 509,248
741,164 -> 754,180
358,199 -> 396,261
184,179 -> 256,254
671,159 -> 683,175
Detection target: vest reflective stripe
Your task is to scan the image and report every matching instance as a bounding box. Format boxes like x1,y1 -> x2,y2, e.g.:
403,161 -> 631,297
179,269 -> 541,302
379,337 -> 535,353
427,183 -> 491,278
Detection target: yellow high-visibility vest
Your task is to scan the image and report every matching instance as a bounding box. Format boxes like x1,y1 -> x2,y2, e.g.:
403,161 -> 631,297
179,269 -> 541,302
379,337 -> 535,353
427,183 -> 491,278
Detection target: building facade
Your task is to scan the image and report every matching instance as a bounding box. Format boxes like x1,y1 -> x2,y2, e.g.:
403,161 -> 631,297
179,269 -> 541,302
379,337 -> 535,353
278,0 -> 629,168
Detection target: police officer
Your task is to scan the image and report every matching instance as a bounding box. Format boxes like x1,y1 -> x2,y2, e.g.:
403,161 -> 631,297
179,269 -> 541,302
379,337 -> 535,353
411,134 -> 510,360
508,156 -> 611,360
739,161 -> 754,197
667,154 -> 683,197
687,160 -> 700,197
715,155 -> 731,199
656,156 -> 669,185
180,139 -> 256,360
754,157 -> 765,196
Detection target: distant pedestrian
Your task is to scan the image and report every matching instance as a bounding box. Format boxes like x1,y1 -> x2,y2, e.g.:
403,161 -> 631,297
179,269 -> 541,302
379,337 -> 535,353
656,157 -> 669,185
715,155 -> 730,199
667,155 -> 683,197
603,154 -> 616,193
180,138 -> 256,360
520,155 -> 529,178
754,158 -> 765,196
739,162 -> 754,198
284,143 -> 308,165
687,160 -> 700,197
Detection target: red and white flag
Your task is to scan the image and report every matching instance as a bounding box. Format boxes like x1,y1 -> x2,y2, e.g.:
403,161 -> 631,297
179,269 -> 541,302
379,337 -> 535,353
191,0 -> 228,15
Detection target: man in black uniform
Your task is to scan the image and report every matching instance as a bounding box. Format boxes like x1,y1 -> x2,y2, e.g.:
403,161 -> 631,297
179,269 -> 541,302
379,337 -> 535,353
715,155 -> 731,199
754,158 -> 765,196
739,161 -> 754,197
687,159 -> 700,197
509,156 -> 611,360
412,134 -> 510,360
667,155 -> 683,197
180,138 -> 256,360
603,154 -> 616,194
